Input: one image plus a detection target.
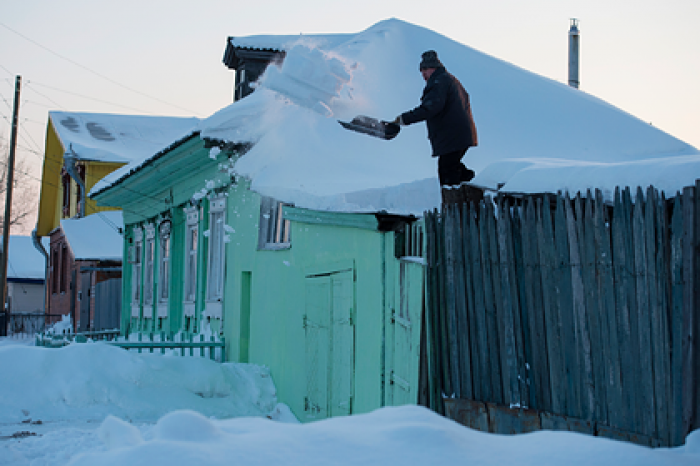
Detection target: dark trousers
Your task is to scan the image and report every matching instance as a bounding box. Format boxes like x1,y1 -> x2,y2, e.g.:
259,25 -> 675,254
437,148 -> 474,186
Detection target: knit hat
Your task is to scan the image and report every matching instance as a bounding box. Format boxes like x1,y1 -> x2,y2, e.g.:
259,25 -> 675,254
419,50 -> 443,70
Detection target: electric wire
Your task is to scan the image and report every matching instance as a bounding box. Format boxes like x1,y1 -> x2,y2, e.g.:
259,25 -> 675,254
0,22 -> 200,115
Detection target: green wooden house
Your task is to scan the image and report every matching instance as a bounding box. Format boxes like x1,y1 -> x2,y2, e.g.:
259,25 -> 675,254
90,131 -> 426,421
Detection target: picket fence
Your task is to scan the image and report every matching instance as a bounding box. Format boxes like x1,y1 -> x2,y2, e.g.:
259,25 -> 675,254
424,184 -> 700,447
36,330 -> 226,362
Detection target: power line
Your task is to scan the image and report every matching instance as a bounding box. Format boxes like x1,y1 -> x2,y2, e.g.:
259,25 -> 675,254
0,64 -> 13,77
25,81 -> 154,114
0,22 -> 200,115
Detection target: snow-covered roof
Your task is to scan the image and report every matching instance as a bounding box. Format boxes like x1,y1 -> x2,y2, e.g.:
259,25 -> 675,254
95,19 -> 700,215
7,235 -> 48,281
60,211 -> 124,261
50,111 -> 200,164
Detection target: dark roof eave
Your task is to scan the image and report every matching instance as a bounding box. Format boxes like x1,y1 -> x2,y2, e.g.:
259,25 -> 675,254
222,37 -> 284,70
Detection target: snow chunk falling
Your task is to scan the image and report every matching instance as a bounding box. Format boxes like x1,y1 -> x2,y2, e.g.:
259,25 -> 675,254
209,147 -> 221,159
260,44 -> 353,117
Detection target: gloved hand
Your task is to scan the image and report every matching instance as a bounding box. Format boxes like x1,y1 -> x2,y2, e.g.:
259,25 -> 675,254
391,116 -> 404,126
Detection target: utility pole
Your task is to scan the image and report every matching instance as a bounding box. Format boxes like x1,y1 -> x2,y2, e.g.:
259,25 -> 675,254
0,75 -> 21,320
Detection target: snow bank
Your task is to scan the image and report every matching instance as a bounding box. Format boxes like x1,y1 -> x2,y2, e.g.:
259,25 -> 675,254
67,406 -> 698,466
197,18 -> 698,214
0,343 -> 278,424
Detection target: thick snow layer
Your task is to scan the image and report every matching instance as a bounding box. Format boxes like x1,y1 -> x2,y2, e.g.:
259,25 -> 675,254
0,343 -> 278,425
7,235 -> 48,281
200,18 -> 699,214
50,111 -> 200,163
60,211 -> 123,261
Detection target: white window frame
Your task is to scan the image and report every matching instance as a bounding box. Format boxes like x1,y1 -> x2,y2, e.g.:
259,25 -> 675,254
183,206 -> 200,317
130,227 -> 143,318
157,220 -> 171,318
258,196 -> 291,250
143,224 -> 156,316
204,195 -> 226,319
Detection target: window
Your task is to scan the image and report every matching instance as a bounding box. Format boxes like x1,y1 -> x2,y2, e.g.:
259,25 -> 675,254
157,221 -> 171,318
143,224 -> 155,313
183,207 -> 199,317
130,228 -> 143,318
205,196 -> 226,319
258,196 -> 291,250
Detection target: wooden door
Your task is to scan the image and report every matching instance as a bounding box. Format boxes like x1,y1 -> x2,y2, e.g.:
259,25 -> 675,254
304,268 -> 355,420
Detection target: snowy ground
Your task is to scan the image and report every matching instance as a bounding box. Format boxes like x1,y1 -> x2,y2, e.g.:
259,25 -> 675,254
0,337 -> 698,466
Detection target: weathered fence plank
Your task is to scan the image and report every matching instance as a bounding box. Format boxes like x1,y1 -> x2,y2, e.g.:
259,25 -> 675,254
468,202 -> 491,402
522,197 -> 550,411
444,205 -> 462,397
593,190 -> 623,430
510,204 -> 531,407
670,194 -> 684,445
633,187 -> 655,437
554,194 -> 582,419
436,210 -> 453,399
537,195 -> 566,415
481,199 -> 503,404
567,194 -> 595,420
497,198 -> 522,408
580,192 -> 607,424
460,203 -> 480,401
452,205 -> 473,399
682,186 -> 696,437
425,210 -> 445,412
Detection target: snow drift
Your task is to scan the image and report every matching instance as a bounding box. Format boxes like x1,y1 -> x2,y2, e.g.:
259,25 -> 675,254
69,406 -> 700,466
0,343 -> 279,424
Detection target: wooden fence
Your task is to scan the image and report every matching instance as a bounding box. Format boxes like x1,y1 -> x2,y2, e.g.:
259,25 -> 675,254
424,184 -> 700,447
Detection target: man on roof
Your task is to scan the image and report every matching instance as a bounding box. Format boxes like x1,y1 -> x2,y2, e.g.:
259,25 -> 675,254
394,50 -> 478,194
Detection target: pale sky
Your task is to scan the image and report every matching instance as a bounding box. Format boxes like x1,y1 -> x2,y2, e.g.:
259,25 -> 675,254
1,0 -> 698,233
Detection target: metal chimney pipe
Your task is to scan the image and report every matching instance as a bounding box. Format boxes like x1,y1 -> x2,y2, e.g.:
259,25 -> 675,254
568,18 -> 580,88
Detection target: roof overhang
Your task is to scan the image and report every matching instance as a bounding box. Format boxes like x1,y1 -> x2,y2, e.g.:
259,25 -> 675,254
222,37 -> 284,70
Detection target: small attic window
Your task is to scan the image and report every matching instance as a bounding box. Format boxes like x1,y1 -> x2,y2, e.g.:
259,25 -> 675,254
258,197 -> 291,250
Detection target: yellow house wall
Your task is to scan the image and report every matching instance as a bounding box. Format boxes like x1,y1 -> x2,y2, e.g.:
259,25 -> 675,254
36,120 -> 124,236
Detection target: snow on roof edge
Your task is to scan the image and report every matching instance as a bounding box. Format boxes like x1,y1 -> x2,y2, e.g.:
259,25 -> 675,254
89,130 -> 201,198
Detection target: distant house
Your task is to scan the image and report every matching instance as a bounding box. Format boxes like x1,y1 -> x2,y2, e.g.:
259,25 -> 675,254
46,212 -> 123,332
34,111 -> 200,331
91,18 -> 700,425
6,235 -> 49,315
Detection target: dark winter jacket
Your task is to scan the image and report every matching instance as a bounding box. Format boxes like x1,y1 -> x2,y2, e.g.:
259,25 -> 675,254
401,67 -> 478,157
